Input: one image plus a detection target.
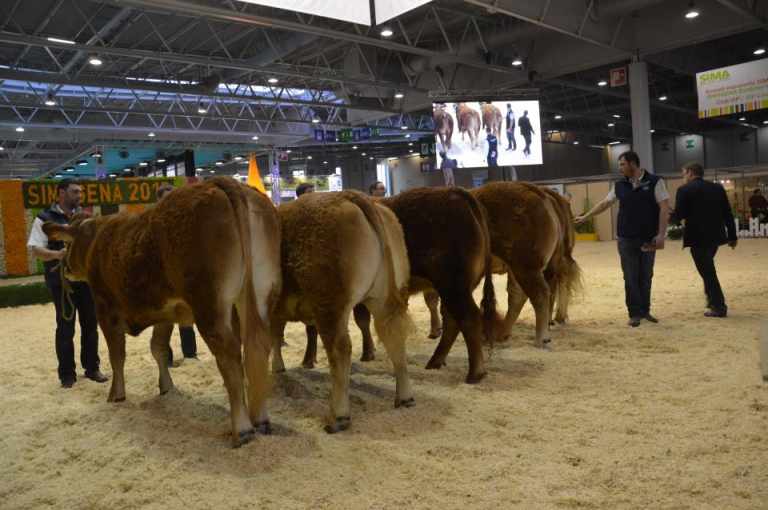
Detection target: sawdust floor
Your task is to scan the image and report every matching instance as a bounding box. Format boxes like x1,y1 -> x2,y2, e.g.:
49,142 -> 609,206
1,240 -> 767,509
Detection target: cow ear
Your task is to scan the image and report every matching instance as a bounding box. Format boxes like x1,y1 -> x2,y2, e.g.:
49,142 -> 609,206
42,222 -> 74,242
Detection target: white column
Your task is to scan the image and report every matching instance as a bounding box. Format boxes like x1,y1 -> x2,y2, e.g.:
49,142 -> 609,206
629,61 -> 654,173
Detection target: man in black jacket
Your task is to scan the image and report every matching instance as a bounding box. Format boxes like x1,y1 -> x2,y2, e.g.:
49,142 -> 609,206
670,162 -> 737,317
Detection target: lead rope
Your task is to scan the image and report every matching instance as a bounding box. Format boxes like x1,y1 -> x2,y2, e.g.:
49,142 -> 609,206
52,256 -> 76,322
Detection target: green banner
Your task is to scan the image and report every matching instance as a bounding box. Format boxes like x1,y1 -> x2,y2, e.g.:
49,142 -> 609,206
22,178 -> 175,209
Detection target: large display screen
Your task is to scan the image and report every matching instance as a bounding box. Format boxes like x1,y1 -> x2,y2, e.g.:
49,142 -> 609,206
433,100 -> 543,168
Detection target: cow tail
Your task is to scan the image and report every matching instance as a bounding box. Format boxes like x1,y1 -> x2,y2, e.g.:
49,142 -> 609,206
451,188 -> 498,350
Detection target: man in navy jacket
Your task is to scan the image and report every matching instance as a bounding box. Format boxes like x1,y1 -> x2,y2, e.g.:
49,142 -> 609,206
670,162 -> 737,317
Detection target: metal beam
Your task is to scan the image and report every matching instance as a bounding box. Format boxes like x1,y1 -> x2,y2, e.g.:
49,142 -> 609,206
713,0 -> 766,25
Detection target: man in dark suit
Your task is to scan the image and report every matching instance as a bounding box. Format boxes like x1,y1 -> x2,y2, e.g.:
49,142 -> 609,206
670,162 -> 737,317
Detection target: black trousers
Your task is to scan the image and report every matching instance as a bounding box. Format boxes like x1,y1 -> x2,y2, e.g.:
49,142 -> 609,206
522,135 -> 532,155
617,238 -> 656,318
506,130 -> 516,150
168,326 -> 198,364
690,244 -> 726,312
48,281 -> 100,381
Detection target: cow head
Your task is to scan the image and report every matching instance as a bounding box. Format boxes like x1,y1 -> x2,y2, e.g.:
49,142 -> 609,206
42,214 -> 100,282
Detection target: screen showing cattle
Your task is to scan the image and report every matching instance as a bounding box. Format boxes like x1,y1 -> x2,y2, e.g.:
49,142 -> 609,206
433,100 -> 543,169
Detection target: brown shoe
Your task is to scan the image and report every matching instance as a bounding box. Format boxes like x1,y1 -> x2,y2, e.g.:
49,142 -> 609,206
84,370 -> 109,383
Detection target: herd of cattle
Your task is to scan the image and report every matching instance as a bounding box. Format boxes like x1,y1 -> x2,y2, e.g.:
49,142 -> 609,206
433,102 -> 504,152
43,178 -> 581,447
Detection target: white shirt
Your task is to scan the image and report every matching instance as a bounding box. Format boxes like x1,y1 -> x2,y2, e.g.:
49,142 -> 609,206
27,204 -> 75,250
604,170 -> 670,205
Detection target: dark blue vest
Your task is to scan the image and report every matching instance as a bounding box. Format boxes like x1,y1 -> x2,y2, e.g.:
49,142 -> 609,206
37,207 -> 70,286
615,172 -> 660,241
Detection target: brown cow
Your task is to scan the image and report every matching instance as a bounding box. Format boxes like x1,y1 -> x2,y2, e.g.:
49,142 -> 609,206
271,191 -> 414,433
480,103 -> 503,139
433,104 -> 454,151
454,103 -> 481,150
43,177 -> 281,447
346,187 -> 499,384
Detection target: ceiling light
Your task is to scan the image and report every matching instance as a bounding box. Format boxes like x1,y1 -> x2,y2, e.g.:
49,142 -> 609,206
0,147 -> 4,151
156,158 -> 166,163
607,122 -> 615,127
307,155 -> 313,160
251,135 -> 259,140
754,48 -> 766,55
612,114 -> 621,118
123,168 -> 131,172
209,170 -> 215,174
352,145 -> 358,150
15,126 -> 24,132
215,161 -> 224,166
738,116 -> 746,121
658,95 -> 668,101
91,151 -> 102,158
44,93 -> 56,106
195,167 -> 204,172
554,114 -> 562,120
267,77 -> 279,84
198,101 -> 207,114
394,92 -> 404,99
369,156 -> 374,160
380,27 -> 394,37
46,36 -> 76,45
573,141 -> 579,145
312,118 -> 320,124
109,174 -> 117,178
763,120 -> 768,125
148,132 -> 156,137
511,58 -> 523,67
323,161 -> 328,164
401,125 -> 408,130
649,129 -> 655,133
409,149 -> 414,153
139,161 -> 148,167
404,133 -> 411,138
361,152 -> 367,156
65,167 -> 74,172
597,80 -> 608,87
234,155 -> 244,161
408,142 -> 413,146
88,56 -> 103,66
609,141 -> 621,145
286,149 -> 292,153
77,160 -> 87,166
685,2 -> 700,19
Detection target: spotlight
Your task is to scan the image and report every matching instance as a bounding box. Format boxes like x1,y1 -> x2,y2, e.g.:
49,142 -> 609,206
156,158 -> 166,163
352,145 -> 358,150
215,161 -> 224,166
573,141 -> 579,145
198,101 -> 207,114
312,118 -> 320,124
323,161 -> 328,164
658,95 -> 668,101
405,133 -> 411,138
369,156 -> 374,160
233,155 -> 244,161
123,168 -> 131,172
408,142 -> 413,146
109,173 -> 117,178
77,160 -> 87,166
609,141 -> 621,145
394,92 -> 404,99
268,77 -> 279,84
65,167 -> 75,172
401,125 -> 408,130
380,27 -> 394,37
148,132 -> 156,137
307,155 -> 313,160
511,57 -> 523,67
649,129 -> 656,133
554,114 -> 562,120
607,122 -> 615,127
88,56 -> 103,66
139,161 -> 149,167
612,114 -> 621,118
15,126 -> 24,132
361,152 -> 367,156
754,48 -> 766,56
597,80 -> 608,87
251,135 -> 259,140
286,149 -> 292,154
91,151 -> 102,158
44,93 -> 56,106
685,2 -> 700,19
738,117 -> 746,121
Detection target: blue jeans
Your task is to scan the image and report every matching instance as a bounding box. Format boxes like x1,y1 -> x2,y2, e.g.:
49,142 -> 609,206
617,238 -> 656,318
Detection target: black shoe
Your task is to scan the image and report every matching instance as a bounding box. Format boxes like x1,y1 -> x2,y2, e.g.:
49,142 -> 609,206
704,309 -> 727,318
628,317 -> 641,327
61,376 -> 76,388
643,314 -> 659,323
84,370 -> 109,383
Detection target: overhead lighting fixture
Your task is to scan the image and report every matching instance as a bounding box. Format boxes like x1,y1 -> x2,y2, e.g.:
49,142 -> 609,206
251,135 -> 259,140
311,118 -> 320,124
77,160 -> 87,166
197,101 -> 207,114
286,149 -> 292,153
685,2 -> 700,19
195,167 -> 204,172
409,149 -> 414,153
307,155 -> 313,160
209,170 -> 215,174
65,167 -> 74,172
612,114 -> 621,118
511,57 -> 523,67
408,142 -> 413,146
361,152 -> 367,156
139,161 -> 149,167
234,155 -> 244,161
267,77 -> 279,84
109,174 -> 117,178
0,146 -> 4,151
394,92 -> 404,99
607,122 -> 615,127
609,141 -> 621,145
46,36 -> 76,45
156,158 -> 166,163
401,125 -> 408,130
15,126 -> 24,132
352,145 -> 358,150
763,120 -> 768,125
88,56 -> 103,66
597,80 -> 608,87
554,114 -> 562,120
649,129 -> 655,133
323,160 -> 328,164
369,156 -> 374,160
404,133 -> 411,138
215,161 -> 224,166
754,48 -> 766,56
91,151 -> 102,158
44,93 -> 56,106
658,95 -> 668,101
573,141 -> 579,145
380,27 -> 394,37
148,132 -> 156,137
738,116 -> 746,121
123,168 -> 131,172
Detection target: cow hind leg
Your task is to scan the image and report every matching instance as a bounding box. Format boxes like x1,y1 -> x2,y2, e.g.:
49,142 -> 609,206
98,313 -> 127,403
439,291 -> 487,383
353,304 -> 376,362
197,315 -> 255,447
317,312 -> 352,434
516,272 -> 552,349
502,272 -> 528,340
235,296 -> 272,435
271,319 -> 288,373
425,302 -> 459,369
367,300 -> 414,409
149,322 -> 175,395
424,289 -> 442,339
301,324 -> 319,368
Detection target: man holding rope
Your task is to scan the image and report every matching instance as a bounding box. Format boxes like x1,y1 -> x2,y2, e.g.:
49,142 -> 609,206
27,179 -> 108,388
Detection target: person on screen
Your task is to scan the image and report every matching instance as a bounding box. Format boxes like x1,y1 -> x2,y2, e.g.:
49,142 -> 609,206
439,151 -> 457,187
519,110 -> 534,157
505,104 -> 516,151
486,127 -> 498,168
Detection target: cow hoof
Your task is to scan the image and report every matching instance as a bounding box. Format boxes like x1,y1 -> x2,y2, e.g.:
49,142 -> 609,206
539,339 -> 553,351
427,328 -> 443,340
233,428 -> 256,448
274,367 -> 287,374
107,394 -> 125,403
395,397 -> 415,409
425,359 -> 447,370
324,416 -> 351,434
549,320 -> 556,327
256,420 -> 272,435
360,353 -> 375,362
465,371 -> 487,384
301,362 -> 315,370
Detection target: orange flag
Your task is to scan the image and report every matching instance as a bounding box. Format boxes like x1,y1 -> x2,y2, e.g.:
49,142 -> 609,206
247,153 -> 267,194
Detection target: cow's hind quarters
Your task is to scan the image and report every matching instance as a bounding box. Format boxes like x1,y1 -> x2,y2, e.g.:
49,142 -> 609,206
256,420 -> 272,435
395,397 -> 415,409
233,427 -> 256,448
324,416 -> 351,434
465,370 -> 487,384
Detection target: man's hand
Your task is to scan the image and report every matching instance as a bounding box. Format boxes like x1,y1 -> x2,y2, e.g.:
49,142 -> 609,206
54,248 -> 67,260
728,239 -> 738,249
574,215 -> 587,225
653,235 -> 665,250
